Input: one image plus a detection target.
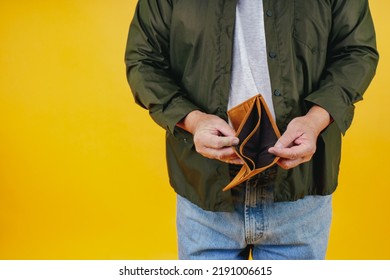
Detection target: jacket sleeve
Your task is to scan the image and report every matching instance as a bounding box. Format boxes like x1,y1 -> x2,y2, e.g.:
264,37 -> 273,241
124,0 -> 200,134
304,0 -> 379,135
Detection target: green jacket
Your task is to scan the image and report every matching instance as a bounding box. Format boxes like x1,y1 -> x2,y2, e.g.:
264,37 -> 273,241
125,0 -> 379,211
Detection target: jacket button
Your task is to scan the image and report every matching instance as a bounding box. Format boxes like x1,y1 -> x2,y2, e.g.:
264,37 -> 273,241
269,51 -> 277,59
266,10 -> 273,17
273,89 -> 282,96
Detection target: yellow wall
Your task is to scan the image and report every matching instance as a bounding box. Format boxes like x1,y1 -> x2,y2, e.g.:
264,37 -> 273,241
0,0 -> 389,260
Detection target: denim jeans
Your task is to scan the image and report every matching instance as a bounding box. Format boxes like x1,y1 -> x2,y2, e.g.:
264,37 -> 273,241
176,168 -> 332,260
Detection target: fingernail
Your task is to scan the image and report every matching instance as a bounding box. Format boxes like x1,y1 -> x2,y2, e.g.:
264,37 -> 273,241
232,138 -> 239,146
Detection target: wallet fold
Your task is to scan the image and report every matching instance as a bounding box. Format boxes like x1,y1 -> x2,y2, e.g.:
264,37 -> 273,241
223,94 -> 281,191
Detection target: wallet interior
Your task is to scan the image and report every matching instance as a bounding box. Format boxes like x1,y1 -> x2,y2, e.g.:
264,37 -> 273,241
236,98 -> 279,170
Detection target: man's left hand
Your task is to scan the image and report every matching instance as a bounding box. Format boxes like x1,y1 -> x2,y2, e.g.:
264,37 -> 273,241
268,105 -> 332,169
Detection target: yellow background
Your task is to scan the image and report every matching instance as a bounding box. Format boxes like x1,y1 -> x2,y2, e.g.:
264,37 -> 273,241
0,0 -> 389,260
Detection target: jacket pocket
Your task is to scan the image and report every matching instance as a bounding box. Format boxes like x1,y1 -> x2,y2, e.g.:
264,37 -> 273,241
293,0 -> 332,53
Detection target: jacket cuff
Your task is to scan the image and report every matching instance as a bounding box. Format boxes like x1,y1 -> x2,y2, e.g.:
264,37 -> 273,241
305,85 -> 356,135
150,95 -> 201,136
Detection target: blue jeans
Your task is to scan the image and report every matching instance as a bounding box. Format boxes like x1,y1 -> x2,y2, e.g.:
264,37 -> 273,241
176,169 -> 332,260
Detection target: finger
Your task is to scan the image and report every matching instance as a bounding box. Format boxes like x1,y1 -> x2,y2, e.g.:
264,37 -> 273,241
268,146 -> 299,160
205,146 -> 238,160
227,158 -> 245,165
276,157 -> 305,170
205,135 -> 239,149
214,121 -> 237,137
224,152 -> 244,165
200,146 -> 243,164
274,130 -> 303,148
268,144 -> 313,160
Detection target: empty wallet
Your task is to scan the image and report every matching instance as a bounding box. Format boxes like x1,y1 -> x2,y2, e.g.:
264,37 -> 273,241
223,94 -> 281,191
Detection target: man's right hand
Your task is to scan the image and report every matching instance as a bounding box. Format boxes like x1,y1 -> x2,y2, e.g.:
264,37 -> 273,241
177,110 -> 244,165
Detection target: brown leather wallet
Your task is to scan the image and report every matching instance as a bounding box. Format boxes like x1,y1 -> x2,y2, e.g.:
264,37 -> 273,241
223,94 -> 281,191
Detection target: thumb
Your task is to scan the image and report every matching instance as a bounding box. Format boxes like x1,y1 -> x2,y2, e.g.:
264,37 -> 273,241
217,122 -> 237,138
274,133 -> 294,148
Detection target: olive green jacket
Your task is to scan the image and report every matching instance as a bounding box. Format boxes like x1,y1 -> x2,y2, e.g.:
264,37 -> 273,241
125,0 -> 379,211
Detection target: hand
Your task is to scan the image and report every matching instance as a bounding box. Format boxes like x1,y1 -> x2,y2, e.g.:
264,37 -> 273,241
177,110 -> 244,164
268,105 -> 331,169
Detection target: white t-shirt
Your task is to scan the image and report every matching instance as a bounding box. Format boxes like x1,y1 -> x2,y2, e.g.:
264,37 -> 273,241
228,0 -> 275,119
